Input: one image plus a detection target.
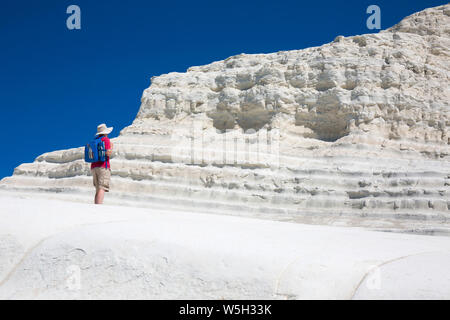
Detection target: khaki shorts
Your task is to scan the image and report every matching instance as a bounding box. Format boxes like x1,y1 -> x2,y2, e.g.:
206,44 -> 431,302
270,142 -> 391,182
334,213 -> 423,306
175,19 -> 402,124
92,167 -> 111,192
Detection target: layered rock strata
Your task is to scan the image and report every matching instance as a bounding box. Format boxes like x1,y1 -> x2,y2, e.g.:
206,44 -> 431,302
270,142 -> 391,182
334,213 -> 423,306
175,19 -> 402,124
1,4 -> 449,230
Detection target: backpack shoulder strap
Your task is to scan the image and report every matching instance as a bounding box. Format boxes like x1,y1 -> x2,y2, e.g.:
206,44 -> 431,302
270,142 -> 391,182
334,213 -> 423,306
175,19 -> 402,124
97,136 -> 108,169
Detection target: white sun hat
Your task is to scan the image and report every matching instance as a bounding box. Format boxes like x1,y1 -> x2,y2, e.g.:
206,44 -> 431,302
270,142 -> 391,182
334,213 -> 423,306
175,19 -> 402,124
96,123 -> 113,136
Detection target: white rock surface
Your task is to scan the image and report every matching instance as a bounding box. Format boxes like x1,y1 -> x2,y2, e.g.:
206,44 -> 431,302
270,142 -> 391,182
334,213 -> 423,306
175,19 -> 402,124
1,4 -> 449,231
1,194 -> 450,299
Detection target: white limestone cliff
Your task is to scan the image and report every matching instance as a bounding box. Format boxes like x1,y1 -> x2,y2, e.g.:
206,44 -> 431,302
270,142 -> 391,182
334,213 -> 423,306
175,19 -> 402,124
1,4 -> 449,231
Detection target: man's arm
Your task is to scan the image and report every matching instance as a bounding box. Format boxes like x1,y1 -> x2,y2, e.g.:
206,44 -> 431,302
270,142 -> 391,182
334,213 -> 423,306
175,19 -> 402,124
106,141 -> 113,157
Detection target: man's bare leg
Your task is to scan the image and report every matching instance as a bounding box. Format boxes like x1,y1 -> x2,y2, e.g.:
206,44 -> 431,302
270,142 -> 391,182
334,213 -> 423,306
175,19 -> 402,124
95,188 -> 105,204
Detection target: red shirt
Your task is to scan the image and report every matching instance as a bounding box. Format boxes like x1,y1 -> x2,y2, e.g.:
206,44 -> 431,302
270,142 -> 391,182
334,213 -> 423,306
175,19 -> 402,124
91,136 -> 111,169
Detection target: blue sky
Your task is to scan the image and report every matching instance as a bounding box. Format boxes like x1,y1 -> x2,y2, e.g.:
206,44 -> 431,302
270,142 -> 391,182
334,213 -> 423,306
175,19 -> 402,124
0,0 -> 444,178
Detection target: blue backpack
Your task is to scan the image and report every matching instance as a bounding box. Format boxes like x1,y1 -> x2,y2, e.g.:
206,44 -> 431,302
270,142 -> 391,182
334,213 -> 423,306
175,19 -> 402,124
84,136 -> 108,168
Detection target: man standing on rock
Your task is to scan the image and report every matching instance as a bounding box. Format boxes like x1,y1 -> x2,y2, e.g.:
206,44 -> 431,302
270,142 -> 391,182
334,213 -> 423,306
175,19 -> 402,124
91,123 -> 114,204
